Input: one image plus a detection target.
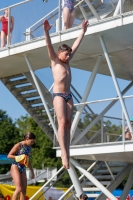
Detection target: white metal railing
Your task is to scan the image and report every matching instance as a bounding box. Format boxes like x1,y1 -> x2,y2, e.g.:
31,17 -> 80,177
0,0 -> 32,46
25,0 -> 127,41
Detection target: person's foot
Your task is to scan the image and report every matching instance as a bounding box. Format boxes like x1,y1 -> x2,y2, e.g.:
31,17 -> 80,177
61,155 -> 69,169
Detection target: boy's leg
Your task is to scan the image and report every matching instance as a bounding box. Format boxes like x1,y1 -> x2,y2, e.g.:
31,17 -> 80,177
66,98 -> 73,159
53,96 -> 69,168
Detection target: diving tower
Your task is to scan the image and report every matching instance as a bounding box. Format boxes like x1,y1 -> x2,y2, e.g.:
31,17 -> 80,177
1,0 -> 133,199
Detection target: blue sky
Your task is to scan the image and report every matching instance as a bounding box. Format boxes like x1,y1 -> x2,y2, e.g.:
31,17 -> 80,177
0,0 -> 133,125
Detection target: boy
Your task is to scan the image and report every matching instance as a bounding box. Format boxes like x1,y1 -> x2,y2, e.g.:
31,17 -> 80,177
44,19 -> 89,169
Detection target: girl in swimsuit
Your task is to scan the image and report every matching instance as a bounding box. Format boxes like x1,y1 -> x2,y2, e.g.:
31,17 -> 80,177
8,132 -> 36,200
63,0 -> 75,30
0,8 -> 14,47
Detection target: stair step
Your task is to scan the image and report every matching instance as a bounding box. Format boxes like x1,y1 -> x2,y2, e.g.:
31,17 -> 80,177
97,169 -> 121,174
23,98 -> 42,105
94,175 -> 116,179
83,187 -> 100,192
86,181 -> 110,186
29,105 -> 45,112
102,162 -> 127,167
17,91 -> 39,99
12,85 -> 35,92
6,78 -> 29,86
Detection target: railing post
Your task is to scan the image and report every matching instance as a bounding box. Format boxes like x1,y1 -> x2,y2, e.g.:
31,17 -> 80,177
7,7 -> 11,46
58,0 -> 62,31
120,0 -> 123,14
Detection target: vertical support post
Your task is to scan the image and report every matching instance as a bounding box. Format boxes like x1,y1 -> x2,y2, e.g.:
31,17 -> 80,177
84,0 -> 101,20
101,117 -> 104,143
24,55 -> 58,139
58,0 -> 62,31
120,0 -> 123,14
122,110 -> 125,141
121,168 -> 133,200
26,28 -> 31,41
99,35 -> 133,136
71,56 -> 102,142
68,163 -> 83,198
7,7 -> 11,46
70,158 -> 117,200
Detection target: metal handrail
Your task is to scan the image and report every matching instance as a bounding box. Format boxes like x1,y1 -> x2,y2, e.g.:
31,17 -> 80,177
29,166 -> 64,200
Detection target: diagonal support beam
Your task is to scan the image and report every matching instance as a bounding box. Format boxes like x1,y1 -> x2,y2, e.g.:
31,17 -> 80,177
71,81 -> 133,145
84,0 -> 101,20
70,56 -> 103,142
99,35 -> 133,136
121,168 -> 133,200
70,158 -> 117,200
24,55 -> 58,139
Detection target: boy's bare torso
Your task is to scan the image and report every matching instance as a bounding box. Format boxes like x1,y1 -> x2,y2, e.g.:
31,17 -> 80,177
51,57 -> 71,93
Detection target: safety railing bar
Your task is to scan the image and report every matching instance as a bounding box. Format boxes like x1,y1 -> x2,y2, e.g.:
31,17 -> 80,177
29,6 -> 59,30
36,170 -> 66,200
73,94 -> 133,107
29,166 -> 64,200
74,0 -> 85,8
58,161 -> 97,200
0,0 -> 32,12
31,11 -> 58,33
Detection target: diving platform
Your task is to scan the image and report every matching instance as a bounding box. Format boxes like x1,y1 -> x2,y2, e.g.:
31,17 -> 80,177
0,11 -> 133,80
1,0 -> 133,199
56,141 -> 133,163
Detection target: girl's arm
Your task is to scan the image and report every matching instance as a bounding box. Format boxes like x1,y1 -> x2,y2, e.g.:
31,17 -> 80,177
7,143 -> 20,159
28,159 -> 35,179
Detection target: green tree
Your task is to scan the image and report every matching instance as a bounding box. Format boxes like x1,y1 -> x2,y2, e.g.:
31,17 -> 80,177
16,116 -> 61,169
0,110 -> 20,173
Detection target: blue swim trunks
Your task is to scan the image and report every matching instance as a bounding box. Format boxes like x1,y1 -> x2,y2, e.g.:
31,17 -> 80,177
53,93 -> 72,102
63,0 -> 75,13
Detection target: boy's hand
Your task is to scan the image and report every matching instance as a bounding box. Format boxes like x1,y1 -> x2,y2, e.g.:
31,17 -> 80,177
82,20 -> 89,34
44,20 -> 52,32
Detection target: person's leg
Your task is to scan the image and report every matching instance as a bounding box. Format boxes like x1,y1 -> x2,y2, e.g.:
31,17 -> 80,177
20,171 -> 27,200
66,98 -> 73,160
69,10 -> 75,28
53,96 -> 69,168
10,165 -> 23,200
1,31 -> 6,47
63,7 -> 71,30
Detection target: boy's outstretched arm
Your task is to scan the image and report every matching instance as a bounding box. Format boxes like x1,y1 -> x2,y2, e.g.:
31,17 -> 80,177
44,20 -> 57,61
69,20 -> 89,60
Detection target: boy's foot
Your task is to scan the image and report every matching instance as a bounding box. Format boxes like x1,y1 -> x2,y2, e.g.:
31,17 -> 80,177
61,155 -> 69,169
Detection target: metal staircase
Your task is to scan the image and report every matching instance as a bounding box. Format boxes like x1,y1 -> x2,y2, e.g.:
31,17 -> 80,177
1,72 -> 54,142
63,161 -> 132,200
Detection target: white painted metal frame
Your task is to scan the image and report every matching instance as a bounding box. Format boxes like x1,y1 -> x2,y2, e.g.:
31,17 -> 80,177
71,81 -> 133,145
24,55 -> 58,138
58,161 -> 97,200
121,168 -> 133,200
29,166 -> 64,200
99,35 -> 133,136
70,55 -> 103,142
70,158 -> 117,200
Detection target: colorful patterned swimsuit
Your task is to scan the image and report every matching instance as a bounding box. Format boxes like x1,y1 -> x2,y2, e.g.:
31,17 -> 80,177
63,0 -> 75,13
12,143 -> 31,173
